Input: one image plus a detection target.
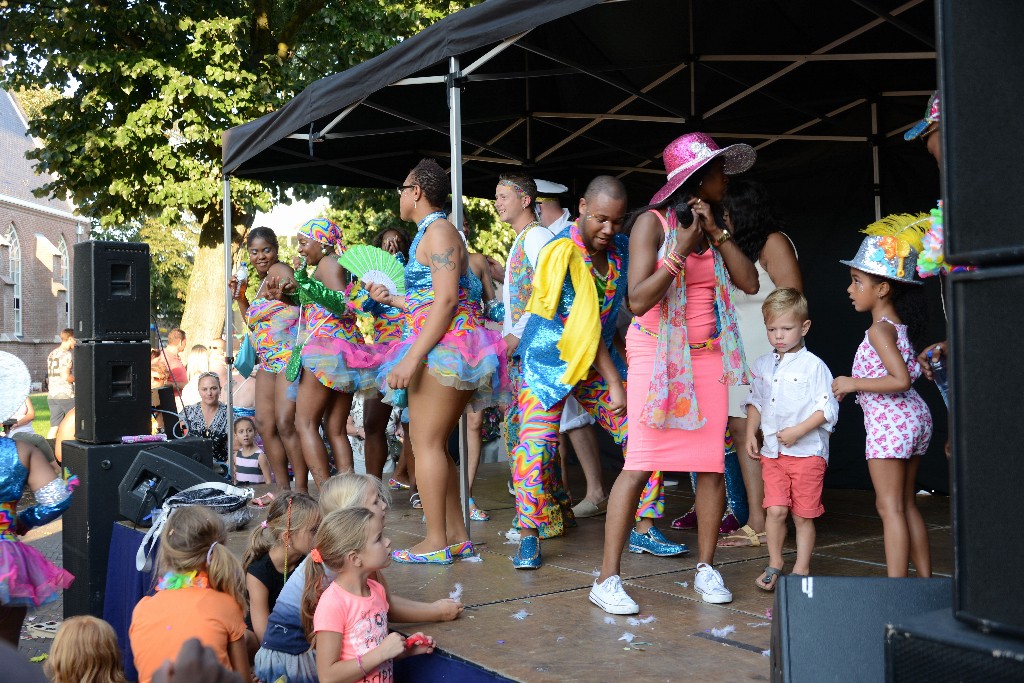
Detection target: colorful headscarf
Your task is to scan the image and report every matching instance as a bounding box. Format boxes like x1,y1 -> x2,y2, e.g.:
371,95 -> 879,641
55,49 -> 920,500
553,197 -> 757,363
297,217 -> 343,247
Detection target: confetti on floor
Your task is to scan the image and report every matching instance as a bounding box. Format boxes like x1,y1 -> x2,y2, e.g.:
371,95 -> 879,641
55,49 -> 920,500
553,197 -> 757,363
618,632 -> 636,643
627,615 -> 656,626
463,556 -> 483,562
449,583 -> 463,601
603,616 -> 617,625
511,609 -> 531,620
709,625 -> 736,638
674,581 -> 689,588
762,649 -> 771,657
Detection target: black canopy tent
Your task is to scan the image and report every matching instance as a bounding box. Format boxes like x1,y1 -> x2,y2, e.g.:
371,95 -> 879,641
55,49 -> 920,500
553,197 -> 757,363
221,0 -> 947,493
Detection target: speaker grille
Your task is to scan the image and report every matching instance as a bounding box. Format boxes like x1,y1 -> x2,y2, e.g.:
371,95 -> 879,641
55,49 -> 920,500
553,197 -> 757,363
888,629 -> 1024,682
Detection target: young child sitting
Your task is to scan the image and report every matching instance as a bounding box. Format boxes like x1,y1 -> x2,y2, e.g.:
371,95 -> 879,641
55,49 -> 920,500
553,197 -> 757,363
129,506 -> 249,683
243,492 -> 320,642
301,507 -> 435,682
234,416 -> 271,485
47,615 -> 126,683
744,288 -> 839,591
254,473 -> 463,683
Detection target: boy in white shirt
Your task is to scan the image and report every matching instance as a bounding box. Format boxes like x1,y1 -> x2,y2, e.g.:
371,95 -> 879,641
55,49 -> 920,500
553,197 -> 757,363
745,288 -> 839,591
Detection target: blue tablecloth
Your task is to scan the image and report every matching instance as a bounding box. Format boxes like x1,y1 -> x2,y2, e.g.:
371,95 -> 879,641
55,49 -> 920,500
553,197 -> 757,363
103,523 -> 154,681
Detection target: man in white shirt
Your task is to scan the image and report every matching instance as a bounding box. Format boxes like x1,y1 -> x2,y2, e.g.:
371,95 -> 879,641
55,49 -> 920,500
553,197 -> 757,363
534,180 -> 609,518
745,288 -> 839,591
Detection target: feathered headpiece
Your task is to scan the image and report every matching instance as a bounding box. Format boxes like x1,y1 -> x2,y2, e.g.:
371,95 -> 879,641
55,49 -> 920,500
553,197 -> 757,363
839,213 -> 929,285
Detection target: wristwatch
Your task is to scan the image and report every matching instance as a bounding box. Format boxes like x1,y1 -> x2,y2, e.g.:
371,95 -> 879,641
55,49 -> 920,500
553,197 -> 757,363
711,228 -> 732,247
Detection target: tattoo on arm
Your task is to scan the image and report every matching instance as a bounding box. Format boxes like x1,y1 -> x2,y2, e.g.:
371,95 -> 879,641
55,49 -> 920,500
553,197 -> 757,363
431,247 -> 456,272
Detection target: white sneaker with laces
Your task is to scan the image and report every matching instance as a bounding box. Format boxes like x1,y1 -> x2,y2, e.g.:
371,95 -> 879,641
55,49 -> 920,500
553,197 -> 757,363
694,562 -> 733,604
589,575 -> 640,615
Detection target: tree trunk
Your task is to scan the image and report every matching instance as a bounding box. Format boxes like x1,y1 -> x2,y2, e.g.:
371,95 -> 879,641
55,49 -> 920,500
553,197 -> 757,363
178,208 -> 252,348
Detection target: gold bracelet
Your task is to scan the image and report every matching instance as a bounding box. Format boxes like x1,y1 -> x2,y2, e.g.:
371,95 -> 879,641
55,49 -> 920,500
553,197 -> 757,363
711,228 -> 732,247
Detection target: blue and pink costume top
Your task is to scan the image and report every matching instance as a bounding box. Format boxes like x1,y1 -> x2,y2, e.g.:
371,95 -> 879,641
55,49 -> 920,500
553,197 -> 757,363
376,212 -> 509,412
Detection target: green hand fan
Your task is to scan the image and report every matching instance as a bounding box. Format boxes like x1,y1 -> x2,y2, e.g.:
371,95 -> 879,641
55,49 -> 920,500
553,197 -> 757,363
339,245 -> 406,295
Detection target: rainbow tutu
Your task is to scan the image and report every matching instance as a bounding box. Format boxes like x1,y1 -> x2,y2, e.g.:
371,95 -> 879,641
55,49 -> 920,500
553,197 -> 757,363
0,539 -> 74,607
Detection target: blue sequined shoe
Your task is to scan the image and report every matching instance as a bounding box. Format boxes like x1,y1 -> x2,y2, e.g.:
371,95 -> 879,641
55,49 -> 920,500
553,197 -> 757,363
512,535 -> 542,569
392,547 -> 454,565
628,527 -> 689,557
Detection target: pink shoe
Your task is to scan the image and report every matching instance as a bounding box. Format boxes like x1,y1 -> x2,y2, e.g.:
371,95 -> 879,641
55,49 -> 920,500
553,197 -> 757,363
671,508 -> 697,530
719,513 -> 740,535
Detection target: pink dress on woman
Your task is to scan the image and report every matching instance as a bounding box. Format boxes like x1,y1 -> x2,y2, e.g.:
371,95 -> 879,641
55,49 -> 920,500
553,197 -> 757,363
625,246 -> 728,473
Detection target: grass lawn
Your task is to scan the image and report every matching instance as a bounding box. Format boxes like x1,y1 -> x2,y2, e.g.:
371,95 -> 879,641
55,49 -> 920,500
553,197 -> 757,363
29,393 -> 50,436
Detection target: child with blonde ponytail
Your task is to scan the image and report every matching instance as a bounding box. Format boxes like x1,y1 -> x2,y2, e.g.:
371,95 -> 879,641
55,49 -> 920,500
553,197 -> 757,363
243,492 -> 320,641
129,506 -> 249,683
301,508 -> 434,682
254,473 -> 463,683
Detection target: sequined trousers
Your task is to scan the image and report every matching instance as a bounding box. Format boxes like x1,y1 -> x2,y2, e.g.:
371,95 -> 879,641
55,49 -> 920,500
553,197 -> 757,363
509,363 -> 664,535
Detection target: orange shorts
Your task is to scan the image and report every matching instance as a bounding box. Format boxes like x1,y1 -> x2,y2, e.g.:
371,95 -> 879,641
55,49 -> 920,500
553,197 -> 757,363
761,454 -> 826,518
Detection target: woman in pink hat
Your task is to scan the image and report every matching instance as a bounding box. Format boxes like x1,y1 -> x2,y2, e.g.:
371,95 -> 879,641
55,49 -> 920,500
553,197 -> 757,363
591,133 -> 759,614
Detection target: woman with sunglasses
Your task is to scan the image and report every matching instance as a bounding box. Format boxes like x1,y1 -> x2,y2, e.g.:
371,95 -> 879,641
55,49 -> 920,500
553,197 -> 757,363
368,158 -> 508,565
591,133 -> 759,615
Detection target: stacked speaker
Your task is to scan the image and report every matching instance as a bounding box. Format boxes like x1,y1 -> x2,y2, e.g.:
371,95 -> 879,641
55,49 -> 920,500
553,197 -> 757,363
883,1 -> 1024,679
72,240 -> 152,443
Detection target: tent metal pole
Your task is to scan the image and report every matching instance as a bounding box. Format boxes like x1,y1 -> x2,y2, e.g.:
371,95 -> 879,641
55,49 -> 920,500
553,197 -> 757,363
223,176 -> 236,483
449,56 -> 471,536
871,101 -> 881,220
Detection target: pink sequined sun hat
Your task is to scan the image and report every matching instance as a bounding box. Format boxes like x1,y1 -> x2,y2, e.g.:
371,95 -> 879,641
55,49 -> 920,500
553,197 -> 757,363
650,132 -> 756,205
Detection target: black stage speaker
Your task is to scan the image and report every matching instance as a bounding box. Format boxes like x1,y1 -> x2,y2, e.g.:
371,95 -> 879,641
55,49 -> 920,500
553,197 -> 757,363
770,576 -> 951,682
948,266 -> 1024,636
886,609 -> 1024,682
72,240 -> 150,341
938,0 -> 1024,265
74,342 -> 151,443
118,446 -> 218,523
63,439 -> 218,617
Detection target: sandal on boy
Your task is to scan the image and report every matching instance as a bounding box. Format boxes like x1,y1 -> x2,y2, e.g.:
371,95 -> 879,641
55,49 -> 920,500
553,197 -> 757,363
755,566 -> 783,592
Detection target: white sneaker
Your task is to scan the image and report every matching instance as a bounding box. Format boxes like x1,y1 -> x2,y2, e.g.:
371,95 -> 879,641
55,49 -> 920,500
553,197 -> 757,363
589,575 -> 640,615
694,563 -> 733,604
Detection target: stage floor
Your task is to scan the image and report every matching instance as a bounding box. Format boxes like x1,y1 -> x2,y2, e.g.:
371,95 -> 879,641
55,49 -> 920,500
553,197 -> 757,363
20,462 -> 953,681
378,462 -> 953,682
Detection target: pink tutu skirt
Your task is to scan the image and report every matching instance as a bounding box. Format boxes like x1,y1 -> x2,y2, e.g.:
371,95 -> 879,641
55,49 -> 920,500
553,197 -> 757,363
301,335 -> 384,393
0,539 -> 74,607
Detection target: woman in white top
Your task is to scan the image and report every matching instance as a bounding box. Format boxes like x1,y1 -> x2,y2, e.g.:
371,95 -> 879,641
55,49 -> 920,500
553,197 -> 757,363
719,180 -> 802,547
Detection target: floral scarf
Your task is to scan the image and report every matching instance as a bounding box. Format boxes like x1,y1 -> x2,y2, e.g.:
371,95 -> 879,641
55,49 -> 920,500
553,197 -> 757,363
640,210 -> 749,429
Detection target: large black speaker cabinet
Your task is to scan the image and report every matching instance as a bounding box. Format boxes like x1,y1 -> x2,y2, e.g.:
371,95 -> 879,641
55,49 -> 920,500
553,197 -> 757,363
938,0 -> 1024,265
63,439 -> 219,617
72,240 -> 150,341
886,609 -> 1024,682
770,576 -> 951,682
948,266 -> 1024,636
74,342 -> 151,444
118,446 -> 218,523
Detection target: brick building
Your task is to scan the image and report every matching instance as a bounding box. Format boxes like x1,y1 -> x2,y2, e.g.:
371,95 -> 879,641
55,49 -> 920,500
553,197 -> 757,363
1,89 -> 89,384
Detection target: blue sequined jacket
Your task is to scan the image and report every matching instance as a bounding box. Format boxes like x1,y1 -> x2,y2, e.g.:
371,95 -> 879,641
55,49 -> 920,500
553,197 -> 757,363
518,228 -> 629,410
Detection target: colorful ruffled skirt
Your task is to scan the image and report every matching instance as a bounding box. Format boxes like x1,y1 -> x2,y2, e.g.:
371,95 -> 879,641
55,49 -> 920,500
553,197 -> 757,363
0,537 -> 74,607
376,299 -> 509,412
247,298 -> 300,374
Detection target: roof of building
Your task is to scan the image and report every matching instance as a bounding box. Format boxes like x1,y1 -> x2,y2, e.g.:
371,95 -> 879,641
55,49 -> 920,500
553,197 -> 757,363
0,89 -> 76,216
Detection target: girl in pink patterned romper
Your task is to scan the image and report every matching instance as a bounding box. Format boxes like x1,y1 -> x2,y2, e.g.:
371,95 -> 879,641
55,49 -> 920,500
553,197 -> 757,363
833,230 -> 933,578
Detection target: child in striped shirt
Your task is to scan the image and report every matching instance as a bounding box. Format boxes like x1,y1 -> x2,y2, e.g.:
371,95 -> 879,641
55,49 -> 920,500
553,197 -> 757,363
234,417 -> 270,484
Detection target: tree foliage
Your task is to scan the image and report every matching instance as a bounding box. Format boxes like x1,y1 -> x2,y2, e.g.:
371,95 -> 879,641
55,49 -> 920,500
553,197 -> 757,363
0,0 -> 480,343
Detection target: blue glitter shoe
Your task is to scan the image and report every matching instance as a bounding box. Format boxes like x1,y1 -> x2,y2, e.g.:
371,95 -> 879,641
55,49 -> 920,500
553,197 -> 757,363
628,527 -> 689,557
512,535 -> 542,570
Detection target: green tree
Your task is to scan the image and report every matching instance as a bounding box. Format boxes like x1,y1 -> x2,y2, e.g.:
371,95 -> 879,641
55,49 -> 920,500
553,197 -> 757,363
1,1 -> 477,343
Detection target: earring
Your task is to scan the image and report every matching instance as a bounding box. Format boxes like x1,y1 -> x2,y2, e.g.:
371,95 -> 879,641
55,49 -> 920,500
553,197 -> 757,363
414,199 -> 418,209
321,247 -> 327,254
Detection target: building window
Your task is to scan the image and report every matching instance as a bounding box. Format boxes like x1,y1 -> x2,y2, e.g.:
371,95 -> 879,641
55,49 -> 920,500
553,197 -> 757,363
8,226 -> 21,336
58,236 -> 70,327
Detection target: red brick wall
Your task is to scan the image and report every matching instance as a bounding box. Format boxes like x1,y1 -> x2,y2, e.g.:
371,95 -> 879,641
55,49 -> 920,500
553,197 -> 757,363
0,202 -> 86,383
